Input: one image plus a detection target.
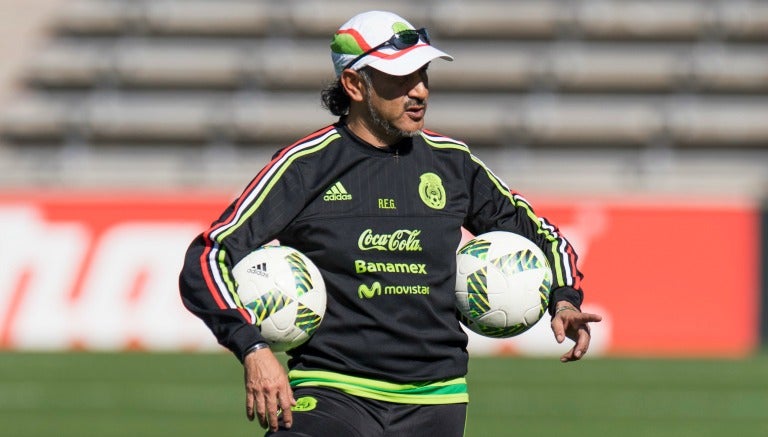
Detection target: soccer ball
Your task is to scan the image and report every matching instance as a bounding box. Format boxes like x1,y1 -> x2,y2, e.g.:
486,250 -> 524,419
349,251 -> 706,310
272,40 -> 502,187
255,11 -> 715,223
455,231 -> 552,338
232,245 -> 326,352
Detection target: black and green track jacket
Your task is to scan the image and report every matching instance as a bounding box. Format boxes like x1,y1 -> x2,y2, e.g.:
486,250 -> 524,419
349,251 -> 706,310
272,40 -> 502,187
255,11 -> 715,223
179,122 -> 584,404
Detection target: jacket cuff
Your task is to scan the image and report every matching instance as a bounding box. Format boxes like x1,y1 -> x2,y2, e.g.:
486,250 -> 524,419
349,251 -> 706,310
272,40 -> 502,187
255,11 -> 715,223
548,286 -> 584,316
228,323 -> 266,363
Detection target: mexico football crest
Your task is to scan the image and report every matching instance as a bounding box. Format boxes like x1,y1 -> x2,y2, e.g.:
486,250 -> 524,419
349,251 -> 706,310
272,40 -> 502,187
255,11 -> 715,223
418,172 -> 446,210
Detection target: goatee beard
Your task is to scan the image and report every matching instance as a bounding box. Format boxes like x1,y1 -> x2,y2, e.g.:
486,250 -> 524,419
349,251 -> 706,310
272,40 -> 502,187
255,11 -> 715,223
366,98 -> 422,141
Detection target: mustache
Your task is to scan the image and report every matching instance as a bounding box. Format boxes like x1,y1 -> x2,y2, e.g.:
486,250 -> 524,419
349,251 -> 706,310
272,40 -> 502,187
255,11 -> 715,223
405,98 -> 426,110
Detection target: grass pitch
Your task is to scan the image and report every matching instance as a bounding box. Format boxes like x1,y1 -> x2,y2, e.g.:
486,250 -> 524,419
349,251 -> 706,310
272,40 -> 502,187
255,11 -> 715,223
0,352 -> 766,436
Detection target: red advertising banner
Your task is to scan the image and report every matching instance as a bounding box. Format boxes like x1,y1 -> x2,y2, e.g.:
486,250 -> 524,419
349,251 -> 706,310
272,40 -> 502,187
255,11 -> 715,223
0,192 -> 760,357
531,198 -> 760,357
0,192 -> 231,352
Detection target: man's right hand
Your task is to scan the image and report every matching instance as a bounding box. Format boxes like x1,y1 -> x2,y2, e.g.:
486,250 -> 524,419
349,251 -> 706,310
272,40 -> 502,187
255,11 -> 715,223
243,347 -> 296,431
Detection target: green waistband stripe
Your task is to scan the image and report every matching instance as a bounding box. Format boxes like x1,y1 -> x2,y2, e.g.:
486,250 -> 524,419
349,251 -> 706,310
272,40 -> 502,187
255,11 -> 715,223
288,370 -> 469,405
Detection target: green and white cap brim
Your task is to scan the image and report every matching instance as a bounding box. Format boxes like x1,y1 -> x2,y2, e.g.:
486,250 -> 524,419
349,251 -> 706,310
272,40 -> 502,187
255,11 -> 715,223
331,10 -> 453,77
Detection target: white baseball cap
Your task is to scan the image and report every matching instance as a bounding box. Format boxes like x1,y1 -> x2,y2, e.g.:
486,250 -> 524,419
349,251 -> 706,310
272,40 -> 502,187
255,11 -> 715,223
330,11 -> 453,77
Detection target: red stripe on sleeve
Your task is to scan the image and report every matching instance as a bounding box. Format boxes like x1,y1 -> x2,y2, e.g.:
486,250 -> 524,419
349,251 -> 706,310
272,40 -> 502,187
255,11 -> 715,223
197,125 -> 336,318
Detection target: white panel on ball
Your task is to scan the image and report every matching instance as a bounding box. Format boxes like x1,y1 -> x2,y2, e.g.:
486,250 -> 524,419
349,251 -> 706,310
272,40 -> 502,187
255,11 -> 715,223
455,231 -> 552,338
232,246 -> 326,352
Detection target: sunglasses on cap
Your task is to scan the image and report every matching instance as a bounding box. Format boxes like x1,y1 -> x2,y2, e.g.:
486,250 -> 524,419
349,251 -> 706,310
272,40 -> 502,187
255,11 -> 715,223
343,28 -> 431,71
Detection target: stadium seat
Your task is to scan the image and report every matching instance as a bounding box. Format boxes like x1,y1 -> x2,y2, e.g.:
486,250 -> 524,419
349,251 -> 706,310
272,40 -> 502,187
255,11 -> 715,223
1,0 -> 767,194
0,95 -> 69,138
51,0 -> 768,42
575,0 -> 710,39
143,1 -> 272,36
717,1 -> 768,40
430,1 -> 562,38
693,47 -> 768,91
53,0 -> 275,36
522,97 -> 665,145
114,44 -> 244,87
53,0 -> 134,35
254,41 -> 335,89
6,91 -> 768,149
669,100 -> 768,146
25,42 -> 109,87
287,0 -> 430,36
33,41 -> 768,94
548,43 -> 687,91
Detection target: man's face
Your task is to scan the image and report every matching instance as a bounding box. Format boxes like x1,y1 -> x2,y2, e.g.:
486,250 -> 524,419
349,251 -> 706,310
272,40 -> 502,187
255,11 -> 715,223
361,66 -> 430,140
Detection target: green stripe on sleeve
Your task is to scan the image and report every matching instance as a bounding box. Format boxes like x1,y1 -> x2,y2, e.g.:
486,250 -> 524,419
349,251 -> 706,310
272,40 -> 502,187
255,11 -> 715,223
216,134 -> 340,243
422,134 -> 568,287
213,134 -> 340,304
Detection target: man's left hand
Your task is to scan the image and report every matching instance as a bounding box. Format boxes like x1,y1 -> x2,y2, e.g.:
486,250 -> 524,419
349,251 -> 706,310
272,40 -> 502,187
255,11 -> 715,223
550,303 -> 602,363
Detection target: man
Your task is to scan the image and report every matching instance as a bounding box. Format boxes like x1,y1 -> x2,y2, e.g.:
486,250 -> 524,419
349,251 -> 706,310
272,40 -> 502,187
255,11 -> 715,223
179,10 -> 602,437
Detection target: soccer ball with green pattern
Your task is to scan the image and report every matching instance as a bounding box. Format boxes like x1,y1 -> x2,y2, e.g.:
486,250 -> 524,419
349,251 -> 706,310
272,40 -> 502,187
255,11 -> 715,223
232,245 -> 326,351
455,231 -> 552,338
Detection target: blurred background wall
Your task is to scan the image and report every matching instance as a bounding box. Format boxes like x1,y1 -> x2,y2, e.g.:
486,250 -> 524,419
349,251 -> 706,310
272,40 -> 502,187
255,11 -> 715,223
0,0 -> 765,357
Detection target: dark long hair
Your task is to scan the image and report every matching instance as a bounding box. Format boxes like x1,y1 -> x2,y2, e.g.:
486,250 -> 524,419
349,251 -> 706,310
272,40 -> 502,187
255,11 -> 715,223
320,69 -> 371,116
320,78 -> 350,116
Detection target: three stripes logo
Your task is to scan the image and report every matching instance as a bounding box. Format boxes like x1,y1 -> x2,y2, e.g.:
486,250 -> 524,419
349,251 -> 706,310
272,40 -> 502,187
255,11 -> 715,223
247,262 -> 268,277
323,181 -> 352,201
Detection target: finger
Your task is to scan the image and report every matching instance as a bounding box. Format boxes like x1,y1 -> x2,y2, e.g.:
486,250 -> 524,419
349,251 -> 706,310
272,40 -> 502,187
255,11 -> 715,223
573,326 -> 592,359
255,391 -> 268,429
578,312 -> 603,323
560,345 -> 577,363
278,389 -> 295,429
265,391 -> 281,431
245,390 -> 255,421
550,317 -> 566,343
